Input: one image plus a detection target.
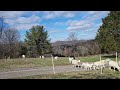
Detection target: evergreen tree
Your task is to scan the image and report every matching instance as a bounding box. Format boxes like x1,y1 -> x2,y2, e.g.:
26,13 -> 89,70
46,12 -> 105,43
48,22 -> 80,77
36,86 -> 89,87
19,42 -> 27,56
25,25 -> 52,57
96,11 -> 120,53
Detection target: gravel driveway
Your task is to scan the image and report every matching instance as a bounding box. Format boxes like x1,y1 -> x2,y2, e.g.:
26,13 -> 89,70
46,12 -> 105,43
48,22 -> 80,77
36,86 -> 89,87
0,65 -> 83,79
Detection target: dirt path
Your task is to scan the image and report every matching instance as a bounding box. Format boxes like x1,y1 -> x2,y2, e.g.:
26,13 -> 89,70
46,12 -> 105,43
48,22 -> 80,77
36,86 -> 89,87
0,65 -> 83,79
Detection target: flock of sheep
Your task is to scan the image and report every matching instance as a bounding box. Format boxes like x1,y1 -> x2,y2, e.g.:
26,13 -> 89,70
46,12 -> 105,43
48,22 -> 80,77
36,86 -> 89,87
22,54 -> 58,60
69,57 -> 120,72
22,54 -> 120,72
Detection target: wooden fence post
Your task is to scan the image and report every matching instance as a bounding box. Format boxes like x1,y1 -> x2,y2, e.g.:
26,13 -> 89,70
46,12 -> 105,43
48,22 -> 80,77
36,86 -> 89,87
51,54 -> 55,74
116,52 -> 117,63
100,55 -> 103,74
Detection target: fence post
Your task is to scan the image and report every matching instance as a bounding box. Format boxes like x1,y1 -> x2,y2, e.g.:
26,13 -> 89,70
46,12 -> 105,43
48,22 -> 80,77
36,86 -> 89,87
100,55 -> 103,74
51,54 -> 55,74
116,52 -> 117,63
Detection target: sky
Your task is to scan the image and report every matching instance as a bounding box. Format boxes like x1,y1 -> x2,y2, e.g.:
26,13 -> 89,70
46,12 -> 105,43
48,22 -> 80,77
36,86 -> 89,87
0,11 -> 110,43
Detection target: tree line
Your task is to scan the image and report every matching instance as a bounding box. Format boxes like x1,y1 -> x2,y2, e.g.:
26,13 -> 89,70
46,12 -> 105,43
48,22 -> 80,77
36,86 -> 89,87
52,39 -> 101,57
0,18 -> 52,58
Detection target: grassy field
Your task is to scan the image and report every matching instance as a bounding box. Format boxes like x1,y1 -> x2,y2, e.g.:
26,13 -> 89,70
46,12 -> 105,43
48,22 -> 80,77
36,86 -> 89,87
16,68 -> 120,79
0,55 -> 120,70
0,57 -> 69,70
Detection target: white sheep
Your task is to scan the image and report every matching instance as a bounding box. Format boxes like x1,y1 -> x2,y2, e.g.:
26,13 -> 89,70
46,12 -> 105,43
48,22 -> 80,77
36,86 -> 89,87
42,56 -> 44,59
108,60 -> 120,72
93,59 -> 110,70
81,62 -> 94,70
71,60 -> 81,68
55,56 -> 58,60
86,63 -> 94,70
69,57 -> 74,63
22,55 -> 25,59
118,60 -> 120,67
81,63 -> 86,69
40,56 -> 42,58
101,58 -> 110,64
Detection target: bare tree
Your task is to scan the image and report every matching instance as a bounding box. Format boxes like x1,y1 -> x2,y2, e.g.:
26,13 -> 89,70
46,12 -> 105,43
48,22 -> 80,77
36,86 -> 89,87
67,32 -> 79,57
67,32 -> 78,41
1,28 -> 20,58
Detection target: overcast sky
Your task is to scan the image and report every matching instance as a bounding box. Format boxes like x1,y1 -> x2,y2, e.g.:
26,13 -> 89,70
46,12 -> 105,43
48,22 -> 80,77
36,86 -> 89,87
0,11 -> 110,42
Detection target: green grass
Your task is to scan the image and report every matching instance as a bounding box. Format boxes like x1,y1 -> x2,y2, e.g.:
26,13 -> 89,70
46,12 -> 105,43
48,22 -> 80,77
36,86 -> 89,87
16,68 -> 120,79
0,57 -> 70,70
76,55 -> 100,62
0,55 -> 120,70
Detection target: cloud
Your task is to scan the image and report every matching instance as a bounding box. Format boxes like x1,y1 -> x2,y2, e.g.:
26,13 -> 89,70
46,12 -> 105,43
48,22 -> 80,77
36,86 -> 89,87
54,22 -> 65,26
82,11 -> 110,21
32,11 -> 41,14
64,12 -> 75,18
0,11 -> 28,19
11,23 -> 40,30
43,11 -> 76,19
66,19 -> 94,31
66,11 -> 109,32
0,11 -> 41,30
48,30 -> 60,34
66,19 -> 90,26
5,14 -> 41,25
67,23 -> 93,31
17,15 -> 40,24
87,11 -> 102,15
48,28 -> 65,34
88,11 -> 110,15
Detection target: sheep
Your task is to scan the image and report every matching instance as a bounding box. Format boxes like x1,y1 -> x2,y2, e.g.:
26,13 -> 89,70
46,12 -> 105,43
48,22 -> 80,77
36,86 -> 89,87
71,60 -> 81,68
86,63 -> 94,70
81,63 -> 86,69
40,55 -> 44,59
42,56 -> 44,59
118,60 -> 120,67
101,58 -> 110,64
108,60 -> 120,72
40,56 -> 42,58
69,57 -> 74,63
93,61 -> 104,70
22,55 -> 25,58
93,58 -> 110,70
55,56 -> 58,60
81,62 -> 94,70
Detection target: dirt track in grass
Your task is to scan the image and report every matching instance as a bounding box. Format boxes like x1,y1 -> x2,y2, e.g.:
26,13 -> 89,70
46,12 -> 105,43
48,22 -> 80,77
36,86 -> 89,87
0,65 -> 84,79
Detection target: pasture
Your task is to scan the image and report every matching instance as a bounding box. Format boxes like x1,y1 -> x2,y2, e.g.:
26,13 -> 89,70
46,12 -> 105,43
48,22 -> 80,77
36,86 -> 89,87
0,55 -> 119,70
0,55 -> 120,79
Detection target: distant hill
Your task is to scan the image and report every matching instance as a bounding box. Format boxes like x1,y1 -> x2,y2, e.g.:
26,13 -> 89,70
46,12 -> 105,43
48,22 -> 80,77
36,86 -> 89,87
51,39 -> 100,57
51,40 -> 94,46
